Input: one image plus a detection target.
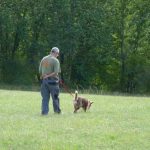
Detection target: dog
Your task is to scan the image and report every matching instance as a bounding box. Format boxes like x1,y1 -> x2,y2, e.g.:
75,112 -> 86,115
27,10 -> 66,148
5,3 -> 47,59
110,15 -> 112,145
73,90 -> 93,113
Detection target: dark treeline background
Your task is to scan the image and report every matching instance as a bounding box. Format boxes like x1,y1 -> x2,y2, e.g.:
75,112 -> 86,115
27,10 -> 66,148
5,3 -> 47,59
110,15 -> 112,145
0,0 -> 149,94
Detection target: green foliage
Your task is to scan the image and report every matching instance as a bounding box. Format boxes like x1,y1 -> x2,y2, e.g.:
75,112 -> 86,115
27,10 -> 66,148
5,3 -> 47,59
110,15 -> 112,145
0,0 -> 149,93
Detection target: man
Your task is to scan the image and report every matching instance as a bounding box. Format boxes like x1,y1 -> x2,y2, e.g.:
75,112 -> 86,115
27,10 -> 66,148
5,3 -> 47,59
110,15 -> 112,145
39,47 -> 61,115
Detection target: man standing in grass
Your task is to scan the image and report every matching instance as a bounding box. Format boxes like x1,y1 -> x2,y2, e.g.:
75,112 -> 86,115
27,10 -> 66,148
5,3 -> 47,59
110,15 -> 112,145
39,47 -> 61,115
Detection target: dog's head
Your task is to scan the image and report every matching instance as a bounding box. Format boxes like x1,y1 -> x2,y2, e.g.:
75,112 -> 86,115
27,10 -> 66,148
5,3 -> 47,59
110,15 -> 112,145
87,101 -> 93,109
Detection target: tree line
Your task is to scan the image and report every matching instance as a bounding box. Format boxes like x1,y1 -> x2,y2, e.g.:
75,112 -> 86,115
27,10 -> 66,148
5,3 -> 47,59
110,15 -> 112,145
0,0 -> 149,94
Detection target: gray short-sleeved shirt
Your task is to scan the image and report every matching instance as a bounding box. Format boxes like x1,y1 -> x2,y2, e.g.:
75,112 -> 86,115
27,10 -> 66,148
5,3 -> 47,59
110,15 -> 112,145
39,54 -> 61,76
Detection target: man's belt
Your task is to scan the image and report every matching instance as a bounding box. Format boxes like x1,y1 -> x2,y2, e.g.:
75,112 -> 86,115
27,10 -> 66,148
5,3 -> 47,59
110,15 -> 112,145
47,77 -> 59,85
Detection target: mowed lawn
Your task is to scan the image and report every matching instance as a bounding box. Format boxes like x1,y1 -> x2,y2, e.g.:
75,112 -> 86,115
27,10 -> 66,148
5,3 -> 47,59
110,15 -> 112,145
0,89 -> 149,150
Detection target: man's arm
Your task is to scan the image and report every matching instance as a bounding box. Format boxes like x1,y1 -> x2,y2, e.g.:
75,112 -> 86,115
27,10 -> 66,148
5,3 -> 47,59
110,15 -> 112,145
42,72 -> 58,79
39,60 -> 42,75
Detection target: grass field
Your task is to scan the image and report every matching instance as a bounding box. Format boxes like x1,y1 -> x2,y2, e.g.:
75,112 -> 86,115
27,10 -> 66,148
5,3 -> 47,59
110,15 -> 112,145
0,89 -> 150,150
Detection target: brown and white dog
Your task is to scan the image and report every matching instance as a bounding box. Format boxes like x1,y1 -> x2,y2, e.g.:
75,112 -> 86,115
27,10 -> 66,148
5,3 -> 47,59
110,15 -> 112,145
73,91 -> 93,113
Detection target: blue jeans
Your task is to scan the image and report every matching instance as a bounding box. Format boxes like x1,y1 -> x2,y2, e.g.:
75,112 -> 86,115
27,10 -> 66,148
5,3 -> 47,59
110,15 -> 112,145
41,79 -> 61,114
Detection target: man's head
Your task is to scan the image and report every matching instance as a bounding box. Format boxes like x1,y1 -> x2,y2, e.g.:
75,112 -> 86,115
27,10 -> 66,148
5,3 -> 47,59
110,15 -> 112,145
51,47 -> 59,57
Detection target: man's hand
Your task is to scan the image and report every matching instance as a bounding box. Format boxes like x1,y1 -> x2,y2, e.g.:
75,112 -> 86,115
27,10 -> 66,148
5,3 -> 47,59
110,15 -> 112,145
42,74 -> 49,79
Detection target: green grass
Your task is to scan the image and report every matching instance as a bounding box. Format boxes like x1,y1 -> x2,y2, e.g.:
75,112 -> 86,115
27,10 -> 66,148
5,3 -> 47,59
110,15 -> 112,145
0,89 -> 150,150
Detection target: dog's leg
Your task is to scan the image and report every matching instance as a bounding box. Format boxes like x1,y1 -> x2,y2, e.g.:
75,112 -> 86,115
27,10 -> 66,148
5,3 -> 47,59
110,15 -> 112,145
74,107 -> 80,113
74,109 -> 77,113
83,106 -> 87,112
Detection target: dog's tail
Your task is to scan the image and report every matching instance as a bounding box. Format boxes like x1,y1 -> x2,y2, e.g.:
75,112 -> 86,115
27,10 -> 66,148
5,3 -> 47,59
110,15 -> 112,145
75,90 -> 78,100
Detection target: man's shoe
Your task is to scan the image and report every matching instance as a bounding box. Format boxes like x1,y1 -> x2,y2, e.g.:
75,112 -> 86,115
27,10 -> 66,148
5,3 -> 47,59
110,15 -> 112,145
54,111 -> 61,114
41,112 -> 48,116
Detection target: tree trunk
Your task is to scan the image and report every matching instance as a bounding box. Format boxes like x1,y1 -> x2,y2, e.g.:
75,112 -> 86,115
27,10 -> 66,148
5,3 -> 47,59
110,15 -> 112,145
120,0 -> 126,92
